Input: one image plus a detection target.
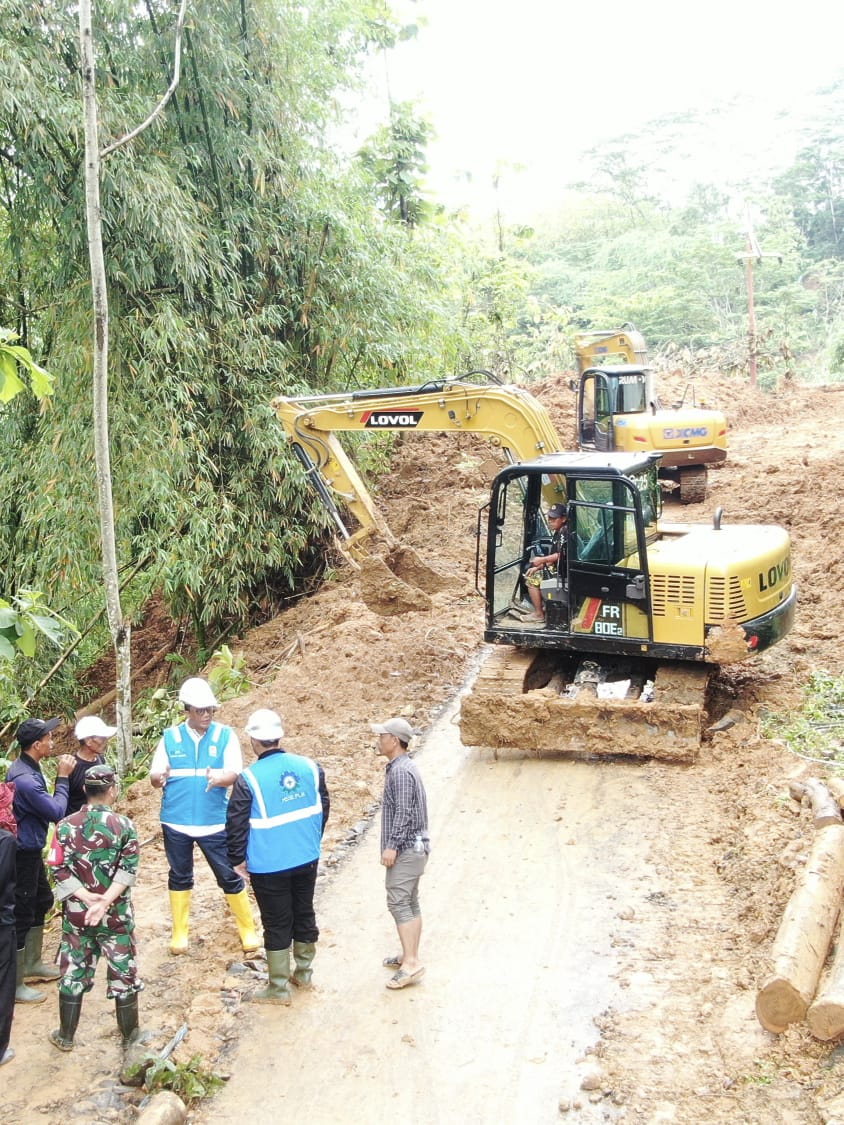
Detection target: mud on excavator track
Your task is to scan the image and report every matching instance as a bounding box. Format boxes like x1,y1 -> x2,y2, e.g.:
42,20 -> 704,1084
460,648 -> 711,763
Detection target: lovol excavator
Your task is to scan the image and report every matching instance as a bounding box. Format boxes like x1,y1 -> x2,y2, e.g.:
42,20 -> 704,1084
273,377 -> 795,760
573,326 -> 727,504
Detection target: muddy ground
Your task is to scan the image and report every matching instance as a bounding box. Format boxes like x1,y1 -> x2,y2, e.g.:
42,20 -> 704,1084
3,367 -> 844,1123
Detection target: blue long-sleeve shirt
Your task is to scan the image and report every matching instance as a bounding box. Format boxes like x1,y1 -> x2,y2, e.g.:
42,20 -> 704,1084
7,752 -> 69,850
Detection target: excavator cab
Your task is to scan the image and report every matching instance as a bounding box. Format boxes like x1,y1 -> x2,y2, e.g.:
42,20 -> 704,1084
577,366 -> 653,451
484,452 -> 664,655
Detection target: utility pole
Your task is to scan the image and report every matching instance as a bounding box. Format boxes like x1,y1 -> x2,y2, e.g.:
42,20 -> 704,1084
735,204 -> 782,388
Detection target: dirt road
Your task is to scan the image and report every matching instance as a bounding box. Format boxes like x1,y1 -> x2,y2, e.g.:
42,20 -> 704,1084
201,696 -> 657,1124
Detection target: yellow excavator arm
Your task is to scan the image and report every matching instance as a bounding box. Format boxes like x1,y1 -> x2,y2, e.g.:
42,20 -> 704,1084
273,378 -> 564,555
574,326 -> 648,373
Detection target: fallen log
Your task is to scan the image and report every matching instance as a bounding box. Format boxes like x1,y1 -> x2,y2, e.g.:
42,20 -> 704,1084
755,823 -> 844,1033
74,641 -> 173,720
826,777 -> 844,810
788,778 -> 843,828
807,933 -> 844,1041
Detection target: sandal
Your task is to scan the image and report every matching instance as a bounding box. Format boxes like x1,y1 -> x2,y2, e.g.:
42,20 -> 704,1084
386,967 -> 425,990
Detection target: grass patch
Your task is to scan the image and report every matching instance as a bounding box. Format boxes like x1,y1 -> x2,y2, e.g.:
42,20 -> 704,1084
760,671 -> 844,762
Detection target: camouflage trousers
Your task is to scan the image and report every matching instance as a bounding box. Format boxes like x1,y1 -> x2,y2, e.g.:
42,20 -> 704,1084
58,899 -> 142,1000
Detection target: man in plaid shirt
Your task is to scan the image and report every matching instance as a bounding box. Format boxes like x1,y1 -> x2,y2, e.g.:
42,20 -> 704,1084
372,717 -> 429,990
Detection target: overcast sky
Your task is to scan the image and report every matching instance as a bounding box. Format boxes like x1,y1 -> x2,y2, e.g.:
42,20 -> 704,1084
350,0 -> 843,217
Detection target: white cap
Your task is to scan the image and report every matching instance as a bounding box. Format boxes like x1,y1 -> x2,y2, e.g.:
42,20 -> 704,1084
245,708 -> 284,741
74,715 -> 118,740
178,677 -> 220,709
371,717 -> 415,742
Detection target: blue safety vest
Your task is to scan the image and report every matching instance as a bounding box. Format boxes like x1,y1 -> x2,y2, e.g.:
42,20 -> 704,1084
241,752 -> 323,874
160,721 -> 232,827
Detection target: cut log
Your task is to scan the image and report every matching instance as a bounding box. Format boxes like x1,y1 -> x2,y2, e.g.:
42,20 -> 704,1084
807,929 -> 844,1041
826,777 -> 844,810
788,778 -> 844,828
755,823 -> 844,1034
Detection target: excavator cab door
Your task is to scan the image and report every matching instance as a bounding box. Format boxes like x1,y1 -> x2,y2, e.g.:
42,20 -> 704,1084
565,474 -> 653,644
578,371 -> 615,452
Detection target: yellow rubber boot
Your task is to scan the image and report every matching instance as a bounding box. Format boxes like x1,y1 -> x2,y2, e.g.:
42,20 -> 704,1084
168,890 -> 191,955
225,890 -> 261,953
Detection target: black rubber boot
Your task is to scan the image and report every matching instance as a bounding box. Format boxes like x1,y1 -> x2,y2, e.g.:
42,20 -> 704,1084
49,994 -> 83,1052
115,993 -> 141,1046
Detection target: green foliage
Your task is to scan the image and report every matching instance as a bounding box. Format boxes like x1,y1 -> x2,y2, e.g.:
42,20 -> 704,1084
207,645 -> 251,701
0,0 -> 464,649
358,101 -> 434,227
760,671 -> 844,762
143,1054 -> 225,1104
0,590 -> 78,722
0,329 -> 54,403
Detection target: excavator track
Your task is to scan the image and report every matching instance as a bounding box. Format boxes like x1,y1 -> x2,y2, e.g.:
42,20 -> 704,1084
460,647 -> 710,762
677,465 -> 708,504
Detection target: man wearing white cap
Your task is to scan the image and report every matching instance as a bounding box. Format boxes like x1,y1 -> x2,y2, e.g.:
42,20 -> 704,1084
227,709 -> 329,1003
372,717 -> 429,990
149,677 -> 259,957
68,716 -> 117,816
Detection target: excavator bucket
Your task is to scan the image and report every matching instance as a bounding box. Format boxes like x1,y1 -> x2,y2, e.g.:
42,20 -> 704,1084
460,648 -> 710,762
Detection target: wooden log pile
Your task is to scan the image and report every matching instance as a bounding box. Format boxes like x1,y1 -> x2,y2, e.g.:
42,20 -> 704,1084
756,778 -> 844,1039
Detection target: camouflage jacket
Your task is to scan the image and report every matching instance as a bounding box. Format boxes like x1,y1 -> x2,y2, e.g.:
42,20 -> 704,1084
50,804 -> 139,919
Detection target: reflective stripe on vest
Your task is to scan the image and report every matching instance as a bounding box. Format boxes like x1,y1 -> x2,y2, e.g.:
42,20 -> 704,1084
160,722 -> 231,827
241,753 -> 322,874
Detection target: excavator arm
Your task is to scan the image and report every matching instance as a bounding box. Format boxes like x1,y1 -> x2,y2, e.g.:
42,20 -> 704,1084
273,378 -> 564,556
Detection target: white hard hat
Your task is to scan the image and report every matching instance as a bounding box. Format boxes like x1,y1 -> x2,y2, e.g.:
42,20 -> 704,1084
178,677 -> 220,709
75,715 -> 118,741
245,708 -> 284,741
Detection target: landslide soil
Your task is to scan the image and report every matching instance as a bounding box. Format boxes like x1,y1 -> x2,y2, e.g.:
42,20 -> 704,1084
4,369 -> 844,1124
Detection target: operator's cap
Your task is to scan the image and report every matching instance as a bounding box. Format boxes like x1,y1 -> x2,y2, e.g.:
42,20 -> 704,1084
245,708 -> 285,741
75,715 -> 118,741
84,764 -> 117,791
371,717 -> 416,742
177,677 -> 220,709
15,717 -> 61,748
547,504 -> 567,519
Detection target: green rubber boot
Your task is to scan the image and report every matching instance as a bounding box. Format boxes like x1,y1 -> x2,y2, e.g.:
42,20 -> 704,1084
15,946 -> 45,1004
23,926 -> 60,981
49,994 -> 83,1052
251,948 -> 292,1004
291,941 -> 317,989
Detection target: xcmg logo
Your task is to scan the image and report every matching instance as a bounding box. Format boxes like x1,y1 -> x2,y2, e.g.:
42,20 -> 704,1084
662,426 -> 709,439
360,410 -> 424,428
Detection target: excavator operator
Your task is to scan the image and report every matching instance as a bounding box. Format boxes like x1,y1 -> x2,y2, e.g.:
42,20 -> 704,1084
524,504 -> 568,622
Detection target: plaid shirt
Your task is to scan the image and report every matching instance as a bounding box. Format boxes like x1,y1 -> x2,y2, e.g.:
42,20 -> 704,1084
381,753 -> 428,853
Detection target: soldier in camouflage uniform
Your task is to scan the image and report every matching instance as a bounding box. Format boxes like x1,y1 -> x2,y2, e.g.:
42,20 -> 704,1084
47,764 -> 142,1052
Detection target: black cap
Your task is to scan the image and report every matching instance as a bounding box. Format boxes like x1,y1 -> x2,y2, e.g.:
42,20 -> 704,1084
84,764 -> 117,790
15,717 -> 61,749
547,504 -> 567,519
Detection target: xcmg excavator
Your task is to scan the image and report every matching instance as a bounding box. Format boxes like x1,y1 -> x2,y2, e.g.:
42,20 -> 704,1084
573,326 -> 728,503
273,377 -> 795,760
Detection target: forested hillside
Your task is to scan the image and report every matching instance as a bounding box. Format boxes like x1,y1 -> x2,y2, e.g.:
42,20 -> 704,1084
0,0 -> 843,728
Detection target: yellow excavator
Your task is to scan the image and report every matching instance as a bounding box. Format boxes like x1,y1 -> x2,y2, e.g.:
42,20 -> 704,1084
573,326 -> 727,504
273,377 -> 795,760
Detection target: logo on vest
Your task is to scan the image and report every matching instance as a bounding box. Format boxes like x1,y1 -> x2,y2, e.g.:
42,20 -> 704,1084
280,771 -> 299,792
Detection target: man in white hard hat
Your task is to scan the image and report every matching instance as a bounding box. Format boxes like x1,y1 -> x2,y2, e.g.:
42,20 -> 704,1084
226,709 -> 329,1003
68,716 -> 118,816
149,677 -> 259,956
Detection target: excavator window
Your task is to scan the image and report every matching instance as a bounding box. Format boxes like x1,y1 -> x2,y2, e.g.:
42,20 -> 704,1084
571,479 -> 641,570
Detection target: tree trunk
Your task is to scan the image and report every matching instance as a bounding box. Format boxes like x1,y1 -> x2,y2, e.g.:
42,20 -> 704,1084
755,824 -> 844,1033
79,0 -> 133,775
